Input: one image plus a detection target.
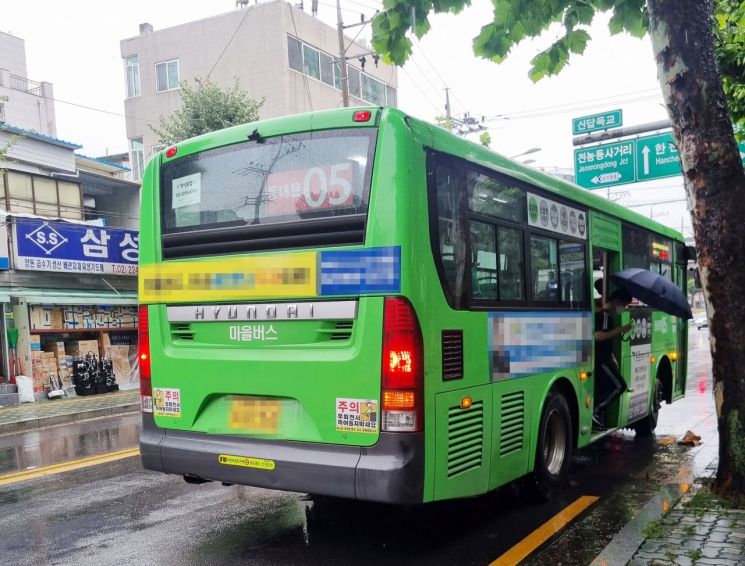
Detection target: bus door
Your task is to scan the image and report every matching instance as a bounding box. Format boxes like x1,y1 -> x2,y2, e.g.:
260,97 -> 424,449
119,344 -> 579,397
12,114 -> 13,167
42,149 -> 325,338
592,246 -> 627,427
589,211 -> 628,427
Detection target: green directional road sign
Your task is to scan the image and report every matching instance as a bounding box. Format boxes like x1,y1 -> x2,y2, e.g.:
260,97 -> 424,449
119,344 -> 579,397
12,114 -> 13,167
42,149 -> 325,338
574,135 -> 745,189
574,141 -> 635,188
572,110 -> 623,135
636,132 -> 682,181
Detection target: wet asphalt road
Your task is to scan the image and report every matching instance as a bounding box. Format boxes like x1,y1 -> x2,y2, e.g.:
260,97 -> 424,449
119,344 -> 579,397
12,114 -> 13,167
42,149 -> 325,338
0,328 -> 717,566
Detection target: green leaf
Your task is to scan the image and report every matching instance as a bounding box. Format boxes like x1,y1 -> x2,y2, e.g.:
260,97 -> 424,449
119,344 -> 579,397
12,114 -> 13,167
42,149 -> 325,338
493,1 -> 510,27
575,2 -> 595,25
529,50 -> 552,82
566,29 -> 591,54
414,15 -> 431,38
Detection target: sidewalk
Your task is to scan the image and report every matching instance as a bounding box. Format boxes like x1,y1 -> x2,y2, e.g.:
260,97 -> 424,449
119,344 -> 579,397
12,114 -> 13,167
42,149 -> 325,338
629,460 -> 745,565
594,436 -> 745,566
0,389 -> 139,435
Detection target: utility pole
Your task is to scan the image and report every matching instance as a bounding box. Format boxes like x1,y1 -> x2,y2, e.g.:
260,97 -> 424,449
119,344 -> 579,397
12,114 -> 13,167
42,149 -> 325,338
336,0 -> 350,107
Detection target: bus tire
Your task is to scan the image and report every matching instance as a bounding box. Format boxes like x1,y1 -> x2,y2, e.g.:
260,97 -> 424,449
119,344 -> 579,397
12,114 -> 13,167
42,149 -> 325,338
528,389 -> 573,501
633,379 -> 663,437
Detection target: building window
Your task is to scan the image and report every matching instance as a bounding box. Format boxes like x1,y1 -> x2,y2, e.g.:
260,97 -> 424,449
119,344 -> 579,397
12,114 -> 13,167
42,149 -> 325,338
0,102 -> 5,122
4,172 -> 82,219
58,181 -> 83,220
362,75 -> 386,106
386,85 -> 397,107
303,44 -> 320,80
155,59 -> 179,92
348,67 -> 361,98
286,35 -> 396,107
288,36 -> 303,72
320,52 -> 335,86
125,55 -> 141,98
130,137 -> 144,181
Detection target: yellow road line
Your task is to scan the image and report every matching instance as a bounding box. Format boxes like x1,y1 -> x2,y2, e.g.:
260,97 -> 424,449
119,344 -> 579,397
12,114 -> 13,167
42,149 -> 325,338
0,447 -> 140,486
490,495 -> 600,566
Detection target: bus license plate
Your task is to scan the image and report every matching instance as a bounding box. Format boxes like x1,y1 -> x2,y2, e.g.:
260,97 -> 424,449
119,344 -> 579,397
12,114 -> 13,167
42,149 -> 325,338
228,397 -> 281,433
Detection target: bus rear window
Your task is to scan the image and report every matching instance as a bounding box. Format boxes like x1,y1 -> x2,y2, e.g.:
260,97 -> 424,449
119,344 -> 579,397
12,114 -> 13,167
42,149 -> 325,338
160,129 -> 376,234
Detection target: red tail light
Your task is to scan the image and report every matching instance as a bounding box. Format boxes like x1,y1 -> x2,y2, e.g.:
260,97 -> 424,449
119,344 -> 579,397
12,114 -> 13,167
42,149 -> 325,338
353,110 -> 372,122
138,305 -> 153,413
381,297 -> 423,432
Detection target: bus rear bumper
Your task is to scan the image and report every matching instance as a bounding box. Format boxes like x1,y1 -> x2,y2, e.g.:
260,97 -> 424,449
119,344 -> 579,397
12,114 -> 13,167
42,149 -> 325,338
140,413 -> 424,504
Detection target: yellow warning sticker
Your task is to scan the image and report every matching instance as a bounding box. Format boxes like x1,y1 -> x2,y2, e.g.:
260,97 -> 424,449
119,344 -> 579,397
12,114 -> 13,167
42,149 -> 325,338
217,454 -> 276,470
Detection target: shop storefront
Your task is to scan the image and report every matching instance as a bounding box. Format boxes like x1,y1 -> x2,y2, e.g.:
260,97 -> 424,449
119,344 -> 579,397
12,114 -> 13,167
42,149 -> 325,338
8,217 -> 138,397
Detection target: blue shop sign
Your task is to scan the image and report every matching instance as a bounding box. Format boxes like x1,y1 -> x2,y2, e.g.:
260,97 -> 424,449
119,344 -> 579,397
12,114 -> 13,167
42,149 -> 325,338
12,218 -> 138,276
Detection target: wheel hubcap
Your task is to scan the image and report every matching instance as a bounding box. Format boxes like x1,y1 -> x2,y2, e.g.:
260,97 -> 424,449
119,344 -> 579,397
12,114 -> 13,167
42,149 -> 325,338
543,409 -> 567,476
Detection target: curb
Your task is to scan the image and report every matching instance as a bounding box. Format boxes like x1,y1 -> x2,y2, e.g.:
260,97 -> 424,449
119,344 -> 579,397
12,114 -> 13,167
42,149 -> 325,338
590,482 -> 692,566
591,456 -> 719,566
0,403 -> 140,435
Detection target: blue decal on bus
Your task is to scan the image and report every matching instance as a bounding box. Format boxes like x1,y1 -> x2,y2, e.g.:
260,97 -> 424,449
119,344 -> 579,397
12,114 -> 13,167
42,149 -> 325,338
489,311 -> 592,379
319,246 -> 401,295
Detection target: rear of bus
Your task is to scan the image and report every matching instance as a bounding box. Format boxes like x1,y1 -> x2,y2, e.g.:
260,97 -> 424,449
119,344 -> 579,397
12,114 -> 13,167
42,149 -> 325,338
138,108 -> 426,503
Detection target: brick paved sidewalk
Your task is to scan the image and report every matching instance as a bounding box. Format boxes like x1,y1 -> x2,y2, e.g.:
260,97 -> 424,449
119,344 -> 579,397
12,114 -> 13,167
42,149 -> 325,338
0,389 -> 139,434
629,461 -> 745,566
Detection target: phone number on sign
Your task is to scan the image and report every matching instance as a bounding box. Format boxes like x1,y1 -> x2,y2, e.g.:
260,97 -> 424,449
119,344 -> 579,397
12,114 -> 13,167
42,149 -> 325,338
111,264 -> 138,275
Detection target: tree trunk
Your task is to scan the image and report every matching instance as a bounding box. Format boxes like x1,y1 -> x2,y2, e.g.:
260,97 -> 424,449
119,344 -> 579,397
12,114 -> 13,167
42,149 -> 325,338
647,0 -> 745,502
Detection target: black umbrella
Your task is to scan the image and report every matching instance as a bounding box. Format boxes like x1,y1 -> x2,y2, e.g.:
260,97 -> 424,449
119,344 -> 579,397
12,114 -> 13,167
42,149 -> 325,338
610,268 -> 693,319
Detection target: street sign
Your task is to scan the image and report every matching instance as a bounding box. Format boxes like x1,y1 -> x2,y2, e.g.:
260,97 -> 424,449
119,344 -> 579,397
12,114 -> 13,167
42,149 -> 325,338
635,132 -> 682,181
572,110 -> 623,135
575,135 -> 745,189
574,141 -> 635,189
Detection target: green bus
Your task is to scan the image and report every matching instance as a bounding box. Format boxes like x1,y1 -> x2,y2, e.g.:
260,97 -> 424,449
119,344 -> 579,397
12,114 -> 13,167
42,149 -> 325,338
138,107 -> 692,504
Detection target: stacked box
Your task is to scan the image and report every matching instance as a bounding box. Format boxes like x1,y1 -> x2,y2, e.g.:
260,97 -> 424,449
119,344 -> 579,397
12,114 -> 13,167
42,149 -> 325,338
30,335 -> 41,351
29,306 -> 52,330
68,339 -> 100,357
63,307 -> 83,330
50,309 -> 64,329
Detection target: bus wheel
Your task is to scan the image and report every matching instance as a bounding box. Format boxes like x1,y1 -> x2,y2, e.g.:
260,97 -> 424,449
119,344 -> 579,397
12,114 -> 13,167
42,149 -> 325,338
633,379 -> 663,437
528,390 -> 573,501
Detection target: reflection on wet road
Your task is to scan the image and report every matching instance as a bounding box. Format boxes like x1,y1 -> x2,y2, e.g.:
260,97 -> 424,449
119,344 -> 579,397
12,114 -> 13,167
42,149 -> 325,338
0,328 -> 717,566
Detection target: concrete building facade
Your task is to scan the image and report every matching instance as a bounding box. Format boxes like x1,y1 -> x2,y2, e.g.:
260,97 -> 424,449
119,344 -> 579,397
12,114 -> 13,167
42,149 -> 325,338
0,31 -> 57,137
120,0 -> 398,181
0,33 -> 140,402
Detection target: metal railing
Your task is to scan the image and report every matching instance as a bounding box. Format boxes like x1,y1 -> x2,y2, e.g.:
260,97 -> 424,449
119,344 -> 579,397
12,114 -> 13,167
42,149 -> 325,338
9,74 -> 42,96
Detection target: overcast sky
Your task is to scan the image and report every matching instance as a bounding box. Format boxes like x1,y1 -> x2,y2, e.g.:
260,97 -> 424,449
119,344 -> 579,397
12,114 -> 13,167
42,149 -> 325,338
3,0 -> 691,236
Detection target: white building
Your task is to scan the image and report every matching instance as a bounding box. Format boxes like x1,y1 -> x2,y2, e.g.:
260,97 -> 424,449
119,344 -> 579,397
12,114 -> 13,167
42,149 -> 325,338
120,0 -> 398,181
0,31 -> 57,137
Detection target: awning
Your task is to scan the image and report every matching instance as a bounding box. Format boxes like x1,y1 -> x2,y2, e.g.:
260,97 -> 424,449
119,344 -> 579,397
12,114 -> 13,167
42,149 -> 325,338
10,289 -> 137,306
0,293 -> 10,304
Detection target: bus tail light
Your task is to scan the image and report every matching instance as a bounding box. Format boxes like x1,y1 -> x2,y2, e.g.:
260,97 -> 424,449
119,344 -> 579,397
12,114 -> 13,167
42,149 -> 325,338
381,297 -> 423,432
138,305 -> 153,413
353,110 -> 372,122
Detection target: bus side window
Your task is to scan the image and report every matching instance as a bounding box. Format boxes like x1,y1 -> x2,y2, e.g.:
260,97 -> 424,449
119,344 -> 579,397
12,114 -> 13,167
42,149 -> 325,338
469,221 -> 497,300
434,164 -> 466,304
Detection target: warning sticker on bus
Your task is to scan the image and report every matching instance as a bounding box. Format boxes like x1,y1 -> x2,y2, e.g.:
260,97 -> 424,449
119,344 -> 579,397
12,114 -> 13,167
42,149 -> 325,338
218,454 -> 276,470
336,398 -> 378,433
153,387 -> 181,417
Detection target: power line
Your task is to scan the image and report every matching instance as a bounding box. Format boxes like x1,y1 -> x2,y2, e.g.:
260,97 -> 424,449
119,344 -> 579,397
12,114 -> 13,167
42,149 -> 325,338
205,4 -> 252,82
487,89 -> 662,121
399,67 -> 440,113
46,97 -> 156,125
411,36 -> 469,115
